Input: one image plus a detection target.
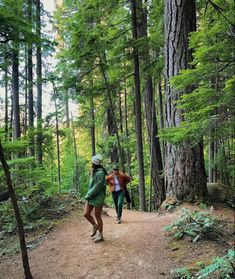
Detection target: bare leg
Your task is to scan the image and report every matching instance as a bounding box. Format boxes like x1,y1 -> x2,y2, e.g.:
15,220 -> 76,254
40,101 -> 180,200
84,202 -> 96,226
94,207 -> 103,233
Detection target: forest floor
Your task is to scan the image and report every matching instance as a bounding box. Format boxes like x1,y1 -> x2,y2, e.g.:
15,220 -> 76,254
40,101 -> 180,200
0,202 -> 234,279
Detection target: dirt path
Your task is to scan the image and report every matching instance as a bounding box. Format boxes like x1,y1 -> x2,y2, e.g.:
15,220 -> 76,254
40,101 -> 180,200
0,208 -> 181,279
0,206 -> 233,279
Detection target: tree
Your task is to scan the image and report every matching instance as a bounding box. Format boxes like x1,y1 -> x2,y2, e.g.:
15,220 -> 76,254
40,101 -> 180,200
27,0 -> 34,156
135,0 -> 165,206
164,0 -> 207,201
130,0 -> 146,211
12,41 -> 20,140
36,0 -> 43,164
90,96 -> 96,156
168,0 -> 235,188
0,141 -> 32,279
53,84 -> 61,193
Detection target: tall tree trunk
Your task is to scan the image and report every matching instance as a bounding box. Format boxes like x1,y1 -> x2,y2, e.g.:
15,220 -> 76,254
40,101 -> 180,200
136,0 -> 165,206
130,0 -> 146,211
0,141 -> 33,279
164,0 -> 207,201
65,91 -> 70,129
71,114 -> 80,193
118,90 -> 123,133
24,46 -> 28,136
9,93 -> 13,142
213,140 -> 218,183
158,80 -> 164,130
4,68 -> 9,141
158,79 -> 165,166
118,89 -> 126,172
124,87 -> 133,209
28,0 -> 34,156
107,107 -> 118,163
36,0 -> 43,164
53,85 -> 61,193
12,43 -> 21,140
124,87 -> 131,176
208,137 -> 214,183
97,51 -> 125,170
90,96 -> 96,156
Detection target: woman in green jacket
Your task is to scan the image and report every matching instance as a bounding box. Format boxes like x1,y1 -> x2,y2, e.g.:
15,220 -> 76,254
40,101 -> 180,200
84,154 -> 107,242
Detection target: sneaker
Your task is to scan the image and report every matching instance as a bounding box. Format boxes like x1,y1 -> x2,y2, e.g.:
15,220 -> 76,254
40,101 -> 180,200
116,219 -> 121,224
90,224 -> 98,237
94,232 -> 104,243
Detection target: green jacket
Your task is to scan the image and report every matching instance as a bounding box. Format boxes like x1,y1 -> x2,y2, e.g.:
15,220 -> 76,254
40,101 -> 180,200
85,168 -> 106,208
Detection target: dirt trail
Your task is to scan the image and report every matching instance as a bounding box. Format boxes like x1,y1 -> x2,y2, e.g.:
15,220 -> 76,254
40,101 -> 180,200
0,206 -> 233,279
0,208 -> 181,279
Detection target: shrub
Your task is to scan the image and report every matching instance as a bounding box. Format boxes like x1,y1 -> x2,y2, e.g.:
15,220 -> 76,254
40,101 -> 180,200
164,208 -> 217,242
196,250 -> 235,279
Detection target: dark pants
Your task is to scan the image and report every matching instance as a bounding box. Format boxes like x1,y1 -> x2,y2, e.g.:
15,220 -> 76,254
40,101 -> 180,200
112,190 -> 124,219
124,187 -> 131,204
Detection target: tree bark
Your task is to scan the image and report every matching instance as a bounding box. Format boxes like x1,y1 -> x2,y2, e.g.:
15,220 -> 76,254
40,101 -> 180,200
0,141 -> 33,279
90,96 -> 96,156
136,0 -> 165,206
208,137 -> 214,183
65,90 -> 70,128
12,43 -> 21,140
98,51 -> 125,170
28,0 -> 34,156
158,79 -> 165,166
4,68 -> 9,141
158,80 -> 164,130
53,85 -> 61,193
107,107 -> 118,163
118,89 -> 126,172
124,86 -> 133,208
130,0 -> 146,211
9,93 -> 13,141
71,113 -> 80,193
164,0 -> 207,201
36,0 -> 43,164
23,46 -> 28,136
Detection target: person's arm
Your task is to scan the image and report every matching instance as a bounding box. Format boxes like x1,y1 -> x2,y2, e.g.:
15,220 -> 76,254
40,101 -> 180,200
85,171 -> 105,200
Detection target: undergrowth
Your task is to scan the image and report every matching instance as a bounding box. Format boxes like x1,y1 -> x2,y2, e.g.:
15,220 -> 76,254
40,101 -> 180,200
164,208 -> 218,242
172,249 -> 235,279
0,193 -> 83,256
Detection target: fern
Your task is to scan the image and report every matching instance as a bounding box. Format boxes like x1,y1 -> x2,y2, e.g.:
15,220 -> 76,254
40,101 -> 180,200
164,208 -> 217,242
196,250 -> 235,279
172,267 -> 191,279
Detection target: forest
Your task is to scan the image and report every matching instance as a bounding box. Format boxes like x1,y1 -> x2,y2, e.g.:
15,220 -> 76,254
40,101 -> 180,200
0,0 -> 234,279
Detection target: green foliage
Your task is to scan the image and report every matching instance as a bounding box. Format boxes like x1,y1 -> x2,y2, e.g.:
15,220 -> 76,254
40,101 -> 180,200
172,250 -> 235,279
172,267 -> 191,279
164,208 -> 217,242
166,1 -> 234,141
2,140 -> 29,153
196,250 -> 235,279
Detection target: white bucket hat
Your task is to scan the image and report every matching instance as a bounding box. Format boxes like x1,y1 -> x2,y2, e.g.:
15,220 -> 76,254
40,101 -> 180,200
92,154 -> 103,165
